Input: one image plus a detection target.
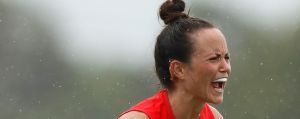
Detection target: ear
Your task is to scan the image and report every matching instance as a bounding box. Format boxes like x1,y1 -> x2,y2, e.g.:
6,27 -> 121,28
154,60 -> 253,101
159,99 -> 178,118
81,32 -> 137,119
169,60 -> 185,81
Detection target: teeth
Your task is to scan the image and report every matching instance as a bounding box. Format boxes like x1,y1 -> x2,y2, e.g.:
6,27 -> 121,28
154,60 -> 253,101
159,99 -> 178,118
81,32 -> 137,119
212,78 -> 227,83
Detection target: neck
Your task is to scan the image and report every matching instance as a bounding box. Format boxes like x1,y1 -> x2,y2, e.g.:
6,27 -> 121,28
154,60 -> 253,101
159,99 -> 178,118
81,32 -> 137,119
168,88 -> 205,119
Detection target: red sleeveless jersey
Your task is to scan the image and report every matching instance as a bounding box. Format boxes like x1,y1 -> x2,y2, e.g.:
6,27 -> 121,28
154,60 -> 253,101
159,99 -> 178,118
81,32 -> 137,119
119,89 -> 215,119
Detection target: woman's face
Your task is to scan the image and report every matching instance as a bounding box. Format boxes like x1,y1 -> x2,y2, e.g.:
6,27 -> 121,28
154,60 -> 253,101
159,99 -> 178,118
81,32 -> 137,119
182,28 -> 231,104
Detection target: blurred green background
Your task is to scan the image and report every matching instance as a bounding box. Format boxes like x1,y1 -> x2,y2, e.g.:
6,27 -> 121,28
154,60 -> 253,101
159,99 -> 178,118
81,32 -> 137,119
1,0 -> 299,119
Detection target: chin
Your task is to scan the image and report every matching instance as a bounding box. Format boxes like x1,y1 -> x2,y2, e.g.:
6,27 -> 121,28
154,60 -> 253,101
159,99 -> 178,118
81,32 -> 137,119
210,97 -> 223,104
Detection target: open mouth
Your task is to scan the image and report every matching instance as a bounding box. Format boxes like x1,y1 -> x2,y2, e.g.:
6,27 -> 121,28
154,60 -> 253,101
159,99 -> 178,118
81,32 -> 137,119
211,78 -> 227,93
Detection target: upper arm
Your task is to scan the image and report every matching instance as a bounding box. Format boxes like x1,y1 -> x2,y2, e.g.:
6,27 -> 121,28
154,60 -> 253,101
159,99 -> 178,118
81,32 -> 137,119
118,111 -> 149,119
208,105 -> 224,119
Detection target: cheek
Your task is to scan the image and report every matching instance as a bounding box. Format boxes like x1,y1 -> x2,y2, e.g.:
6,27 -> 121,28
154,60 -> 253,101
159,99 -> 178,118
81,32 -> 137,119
197,64 -> 217,78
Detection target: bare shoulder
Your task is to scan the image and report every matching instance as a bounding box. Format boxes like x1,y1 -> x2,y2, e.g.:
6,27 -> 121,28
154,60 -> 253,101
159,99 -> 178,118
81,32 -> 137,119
208,105 -> 224,119
118,111 -> 149,119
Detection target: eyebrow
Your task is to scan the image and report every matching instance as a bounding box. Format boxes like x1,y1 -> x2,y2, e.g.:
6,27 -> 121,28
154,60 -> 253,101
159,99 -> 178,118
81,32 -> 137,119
214,52 -> 230,56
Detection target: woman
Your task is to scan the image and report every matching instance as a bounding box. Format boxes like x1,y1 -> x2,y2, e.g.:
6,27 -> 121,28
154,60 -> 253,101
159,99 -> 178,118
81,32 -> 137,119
118,0 -> 231,119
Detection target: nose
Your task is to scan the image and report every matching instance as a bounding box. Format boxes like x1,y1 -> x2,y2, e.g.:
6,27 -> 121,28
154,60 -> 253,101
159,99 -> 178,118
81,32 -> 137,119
219,58 -> 231,75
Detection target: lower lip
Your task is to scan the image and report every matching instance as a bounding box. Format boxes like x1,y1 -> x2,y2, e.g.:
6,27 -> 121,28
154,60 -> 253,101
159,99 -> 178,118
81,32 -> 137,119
213,87 -> 224,93
211,83 -> 225,93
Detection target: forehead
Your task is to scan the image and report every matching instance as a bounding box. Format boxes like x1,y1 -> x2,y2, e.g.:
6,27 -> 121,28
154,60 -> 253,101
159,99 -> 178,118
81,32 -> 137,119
190,28 -> 228,55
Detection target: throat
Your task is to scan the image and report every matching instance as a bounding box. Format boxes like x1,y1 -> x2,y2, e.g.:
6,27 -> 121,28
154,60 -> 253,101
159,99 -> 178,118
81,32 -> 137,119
168,90 -> 205,119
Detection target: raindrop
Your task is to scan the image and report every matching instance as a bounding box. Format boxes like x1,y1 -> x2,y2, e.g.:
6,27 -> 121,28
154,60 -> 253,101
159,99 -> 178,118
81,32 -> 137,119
292,79 -> 296,82
226,16 -> 230,20
270,78 -> 273,81
247,48 -> 252,54
227,91 -> 231,95
266,114 -> 270,119
207,12 -> 211,16
18,109 -> 23,113
10,65 -> 14,69
289,62 -> 293,65
259,89 -> 264,93
279,99 -> 284,103
58,85 -> 63,88
242,56 -> 246,61
273,28 -> 278,32
96,77 -> 100,80
233,103 -> 237,107
121,84 -> 126,88
89,67 -> 94,71
259,62 -> 264,66
116,82 -> 120,86
0,19 -> 2,23
9,98 -> 14,102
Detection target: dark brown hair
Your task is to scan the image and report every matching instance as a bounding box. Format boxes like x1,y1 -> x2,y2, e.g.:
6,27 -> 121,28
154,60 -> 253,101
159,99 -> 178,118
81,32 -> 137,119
155,0 -> 215,89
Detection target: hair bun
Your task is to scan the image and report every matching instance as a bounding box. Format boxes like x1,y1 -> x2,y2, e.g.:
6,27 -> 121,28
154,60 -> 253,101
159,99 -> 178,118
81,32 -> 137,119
159,0 -> 188,25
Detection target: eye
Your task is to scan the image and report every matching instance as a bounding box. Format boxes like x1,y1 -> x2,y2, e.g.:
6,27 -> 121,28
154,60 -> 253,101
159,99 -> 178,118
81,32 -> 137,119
225,54 -> 230,61
209,55 -> 221,61
225,56 -> 230,60
209,57 -> 219,60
